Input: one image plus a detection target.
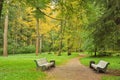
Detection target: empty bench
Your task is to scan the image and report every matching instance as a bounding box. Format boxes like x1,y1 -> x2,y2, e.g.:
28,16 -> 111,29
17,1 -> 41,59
90,60 -> 110,73
34,58 -> 55,71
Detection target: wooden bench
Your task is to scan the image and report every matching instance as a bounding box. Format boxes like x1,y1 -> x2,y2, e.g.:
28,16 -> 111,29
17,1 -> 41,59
34,58 -> 55,71
90,60 -> 110,73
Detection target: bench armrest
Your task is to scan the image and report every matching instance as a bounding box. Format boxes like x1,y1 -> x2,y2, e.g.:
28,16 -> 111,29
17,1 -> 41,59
90,61 -> 95,68
50,60 -> 55,67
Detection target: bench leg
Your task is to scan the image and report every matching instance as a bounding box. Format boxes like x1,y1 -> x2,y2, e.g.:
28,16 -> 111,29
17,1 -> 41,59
97,69 -> 100,73
41,66 -> 46,71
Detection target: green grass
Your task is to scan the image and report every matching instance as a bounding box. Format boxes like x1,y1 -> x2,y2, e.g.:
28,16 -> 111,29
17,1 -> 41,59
0,52 -> 78,80
80,56 -> 120,70
102,76 -> 120,80
80,56 -> 120,80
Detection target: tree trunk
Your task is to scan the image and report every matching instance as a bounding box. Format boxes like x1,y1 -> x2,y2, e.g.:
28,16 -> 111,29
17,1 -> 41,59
94,47 -> 97,57
48,42 -> 52,54
39,34 -> 42,53
67,38 -> 71,56
35,18 -> 40,56
3,12 -> 8,57
58,21 -> 63,56
0,0 -> 4,50
0,0 -> 4,17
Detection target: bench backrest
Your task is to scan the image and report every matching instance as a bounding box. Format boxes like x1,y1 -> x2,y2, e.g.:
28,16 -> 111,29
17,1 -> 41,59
35,58 -> 48,67
97,60 -> 109,68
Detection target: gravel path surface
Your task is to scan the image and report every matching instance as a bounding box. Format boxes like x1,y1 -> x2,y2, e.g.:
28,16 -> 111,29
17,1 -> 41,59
45,56 -> 102,80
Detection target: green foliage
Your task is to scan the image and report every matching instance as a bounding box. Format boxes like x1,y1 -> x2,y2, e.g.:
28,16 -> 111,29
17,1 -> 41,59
26,0 -> 49,9
26,0 -> 49,19
42,42 -> 50,52
1,0 -> 120,55
0,29 -> 3,47
8,45 -> 36,54
0,48 -> 3,55
82,0 -> 120,55
17,45 -> 36,53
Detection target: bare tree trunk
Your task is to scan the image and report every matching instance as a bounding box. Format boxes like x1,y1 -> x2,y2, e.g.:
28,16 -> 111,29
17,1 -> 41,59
3,11 -> 8,57
0,0 -> 4,17
0,0 -> 4,54
67,38 -> 71,56
94,47 -> 97,57
35,18 -> 40,56
58,21 -> 63,56
39,34 -> 42,53
58,39 -> 62,56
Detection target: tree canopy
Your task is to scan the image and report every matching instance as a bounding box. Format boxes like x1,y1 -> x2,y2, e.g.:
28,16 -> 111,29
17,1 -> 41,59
0,0 -> 120,56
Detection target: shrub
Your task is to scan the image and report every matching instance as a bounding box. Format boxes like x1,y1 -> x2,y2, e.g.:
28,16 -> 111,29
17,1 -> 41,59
0,48 -> 3,55
8,45 -> 16,54
8,45 -> 36,54
22,45 -> 36,53
98,52 -> 113,57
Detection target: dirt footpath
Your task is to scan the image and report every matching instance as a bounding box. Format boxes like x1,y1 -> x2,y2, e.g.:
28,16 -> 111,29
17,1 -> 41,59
45,57 -> 103,80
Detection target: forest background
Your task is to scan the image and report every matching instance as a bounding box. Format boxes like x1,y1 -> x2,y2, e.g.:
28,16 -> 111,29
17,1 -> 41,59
0,0 -> 120,57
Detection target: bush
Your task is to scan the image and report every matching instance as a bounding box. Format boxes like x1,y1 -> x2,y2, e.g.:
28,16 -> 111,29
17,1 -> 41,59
8,45 -> 15,54
98,52 -> 113,57
21,45 -> 36,53
8,45 -> 36,54
0,48 -> 3,55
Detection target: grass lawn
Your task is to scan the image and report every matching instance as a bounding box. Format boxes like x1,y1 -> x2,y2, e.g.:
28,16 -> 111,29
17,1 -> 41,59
102,76 -> 120,80
0,52 -> 79,80
80,55 -> 120,80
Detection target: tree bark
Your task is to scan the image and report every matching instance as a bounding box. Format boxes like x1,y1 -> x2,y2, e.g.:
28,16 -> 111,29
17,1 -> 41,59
94,47 -> 97,57
35,18 -> 40,56
58,21 -> 63,56
3,12 -> 8,57
39,34 -> 42,53
0,0 -> 4,17
67,38 -> 71,56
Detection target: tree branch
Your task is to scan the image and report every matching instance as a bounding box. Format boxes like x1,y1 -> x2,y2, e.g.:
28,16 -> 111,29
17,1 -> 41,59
38,8 -> 63,21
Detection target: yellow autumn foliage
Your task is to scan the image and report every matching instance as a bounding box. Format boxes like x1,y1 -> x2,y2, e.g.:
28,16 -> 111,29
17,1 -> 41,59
39,4 -> 60,34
